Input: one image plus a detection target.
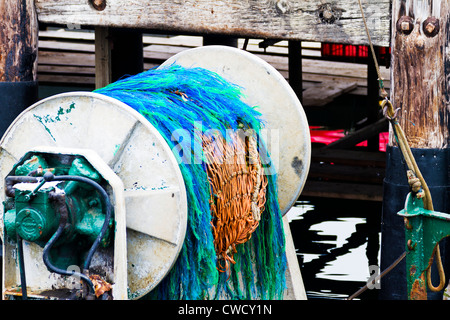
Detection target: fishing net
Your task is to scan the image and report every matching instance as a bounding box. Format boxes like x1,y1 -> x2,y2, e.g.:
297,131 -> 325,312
203,129 -> 268,273
94,64 -> 286,300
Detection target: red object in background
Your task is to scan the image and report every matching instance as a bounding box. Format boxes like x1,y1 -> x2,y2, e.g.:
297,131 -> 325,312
321,43 -> 369,58
321,43 -> 391,63
310,127 -> 388,152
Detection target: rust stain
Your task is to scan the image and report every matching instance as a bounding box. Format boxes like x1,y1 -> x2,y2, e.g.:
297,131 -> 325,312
410,273 -> 427,300
89,274 -> 112,298
409,265 -> 416,277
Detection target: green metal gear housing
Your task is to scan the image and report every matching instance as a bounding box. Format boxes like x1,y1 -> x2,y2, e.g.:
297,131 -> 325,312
3,153 -> 113,269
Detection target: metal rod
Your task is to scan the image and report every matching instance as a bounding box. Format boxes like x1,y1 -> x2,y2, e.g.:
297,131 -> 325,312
347,251 -> 408,300
16,234 -> 28,300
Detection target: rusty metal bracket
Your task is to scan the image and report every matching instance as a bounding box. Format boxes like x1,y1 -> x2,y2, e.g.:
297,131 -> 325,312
398,193 -> 450,300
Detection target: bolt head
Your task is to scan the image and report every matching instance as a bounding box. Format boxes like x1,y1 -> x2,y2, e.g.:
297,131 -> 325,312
423,17 -> 439,37
401,21 -> 411,31
396,16 -> 414,35
425,23 -> 435,34
90,0 -> 106,11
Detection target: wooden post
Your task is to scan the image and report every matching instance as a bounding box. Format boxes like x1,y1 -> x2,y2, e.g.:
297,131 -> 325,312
0,0 -> 39,136
0,0 -> 38,82
95,27 -> 112,89
381,0 -> 450,300
390,2 -> 449,149
288,40 -> 303,104
95,27 -> 143,88
367,46 -> 381,151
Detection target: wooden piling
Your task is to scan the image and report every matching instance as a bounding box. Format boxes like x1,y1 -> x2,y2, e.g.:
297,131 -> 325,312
0,0 -> 39,136
0,0 -> 38,82
381,0 -> 450,300
390,1 -> 449,149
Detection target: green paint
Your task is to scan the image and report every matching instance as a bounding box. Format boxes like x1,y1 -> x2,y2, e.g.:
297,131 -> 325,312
33,114 -> 56,142
33,102 -> 76,142
11,189 -> 59,245
398,193 -> 450,299
113,144 -> 121,156
15,155 -> 48,176
3,152 -> 113,270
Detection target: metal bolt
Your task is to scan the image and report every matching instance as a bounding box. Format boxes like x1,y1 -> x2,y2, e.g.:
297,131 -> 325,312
407,239 -> 416,251
422,17 -> 439,37
90,0 -> 106,11
317,4 -> 340,24
275,0 -> 290,14
404,217 -> 412,230
396,16 -> 414,35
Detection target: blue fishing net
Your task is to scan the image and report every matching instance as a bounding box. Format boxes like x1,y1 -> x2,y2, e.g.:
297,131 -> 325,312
94,65 -> 286,300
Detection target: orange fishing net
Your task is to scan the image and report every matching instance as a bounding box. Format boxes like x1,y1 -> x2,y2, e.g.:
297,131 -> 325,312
203,129 -> 268,273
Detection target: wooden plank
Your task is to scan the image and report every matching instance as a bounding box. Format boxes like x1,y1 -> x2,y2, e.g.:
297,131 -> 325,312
38,51 -> 95,67
38,40 -> 94,52
302,81 -> 358,107
35,0 -> 391,46
308,162 -> 385,184
37,74 -> 95,85
311,149 -> 386,167
38,65 -> 95,75
324,118 -> 388,149
301,180 -> 383,201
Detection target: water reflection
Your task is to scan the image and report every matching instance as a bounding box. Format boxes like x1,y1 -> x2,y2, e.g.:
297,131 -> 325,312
288,197 -> 381,300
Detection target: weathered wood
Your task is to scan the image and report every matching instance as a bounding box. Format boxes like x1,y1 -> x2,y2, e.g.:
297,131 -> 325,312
35,0 -> 391,46
288,40 -> 303,102
301,180 -> 383,201
95,27 -> 111,88
312,148 -> 386,167
0,0 -> 38,81
302,80 -> 357,107
383,0 -> 450,301
390,0 -> 450,148
308,162 -> 385,184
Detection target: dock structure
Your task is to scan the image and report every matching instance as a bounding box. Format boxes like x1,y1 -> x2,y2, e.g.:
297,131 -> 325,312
35,28 -> 390,202
3,0 -> 450,301
2,2 -> 393,204
32,0 -> 394,203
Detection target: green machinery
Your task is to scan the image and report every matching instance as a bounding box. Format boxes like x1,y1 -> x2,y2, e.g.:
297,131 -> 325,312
3,153 -> 113,299
398,192 -> 450,300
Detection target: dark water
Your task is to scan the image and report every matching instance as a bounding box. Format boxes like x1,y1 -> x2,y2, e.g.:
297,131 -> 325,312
288,196 -> 382,300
